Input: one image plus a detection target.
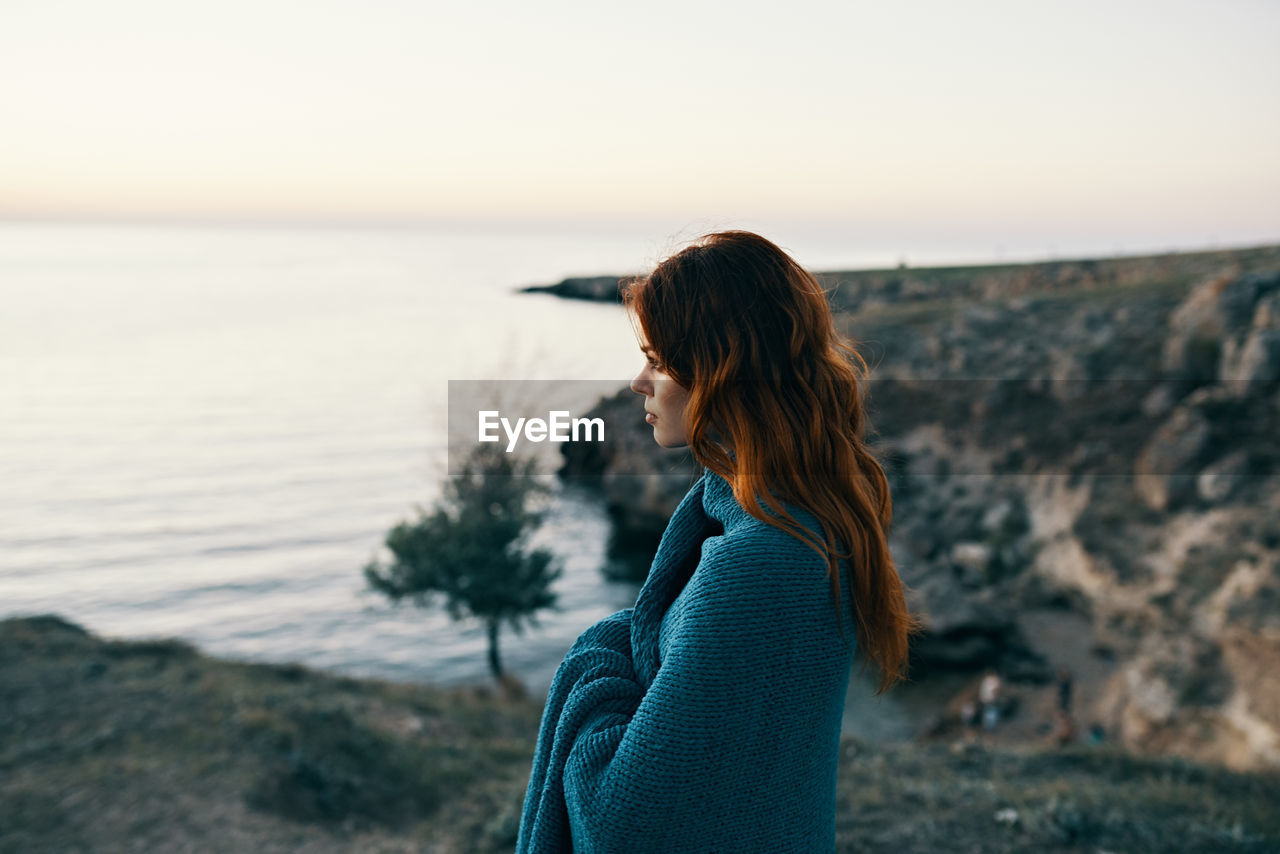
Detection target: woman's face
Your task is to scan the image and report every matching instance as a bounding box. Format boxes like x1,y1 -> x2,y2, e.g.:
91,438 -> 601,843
629,341 -> 691,448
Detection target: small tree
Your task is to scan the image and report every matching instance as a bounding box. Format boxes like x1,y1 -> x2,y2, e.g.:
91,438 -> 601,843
364,445 -> 562,681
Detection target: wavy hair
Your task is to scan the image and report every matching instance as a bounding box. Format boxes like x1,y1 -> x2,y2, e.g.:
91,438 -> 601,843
621,230 -> 923,693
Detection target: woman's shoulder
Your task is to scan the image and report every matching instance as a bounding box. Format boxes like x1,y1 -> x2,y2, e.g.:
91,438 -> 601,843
696,511 -> 838,610
701,472 -> 832,566
685,470 -> 855,603
708,513 -> 825,564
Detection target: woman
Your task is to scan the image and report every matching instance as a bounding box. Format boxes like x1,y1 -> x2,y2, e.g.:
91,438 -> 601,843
517,230 -> 922,853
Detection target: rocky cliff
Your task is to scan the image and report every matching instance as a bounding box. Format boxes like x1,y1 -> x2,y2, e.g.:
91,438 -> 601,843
552,244 -> 1280,770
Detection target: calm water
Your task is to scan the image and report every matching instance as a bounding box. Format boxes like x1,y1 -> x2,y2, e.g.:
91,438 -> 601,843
0,222 -> 916,735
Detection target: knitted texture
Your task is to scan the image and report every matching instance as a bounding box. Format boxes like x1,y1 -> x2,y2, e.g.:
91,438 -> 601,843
517,469 -> 857,853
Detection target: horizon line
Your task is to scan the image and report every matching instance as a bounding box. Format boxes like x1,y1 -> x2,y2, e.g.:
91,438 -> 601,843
1,212 -> 1276,274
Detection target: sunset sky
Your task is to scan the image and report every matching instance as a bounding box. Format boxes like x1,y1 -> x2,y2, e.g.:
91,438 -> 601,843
2,0 -> 1277,251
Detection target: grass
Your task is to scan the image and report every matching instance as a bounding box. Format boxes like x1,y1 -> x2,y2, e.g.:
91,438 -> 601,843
2,615 -> 1277,853
0,615 -> 540,853
836,740 -> 1279,853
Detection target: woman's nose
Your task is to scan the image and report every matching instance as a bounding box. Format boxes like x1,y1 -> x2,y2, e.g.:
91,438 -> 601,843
630,369 -> 649,396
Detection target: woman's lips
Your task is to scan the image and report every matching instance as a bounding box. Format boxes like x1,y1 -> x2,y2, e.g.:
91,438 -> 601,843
645,412 -> 657,424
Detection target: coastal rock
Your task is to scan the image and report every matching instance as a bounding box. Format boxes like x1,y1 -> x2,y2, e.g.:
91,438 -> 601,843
555,245 -> 1280,769
520,275 -> 630,302
1098,620 -> 1280,770
1134,403 -> 1212,511
1162,272 -> 1233,383
1196,450 -> 1253,503
1101,632 -> 1226,739
950,542 -> 995,586
1162,268 -> 1280,393
905,571 -> 1030,672
1141,383 -> 1178,419
1221,328 -> 1280,395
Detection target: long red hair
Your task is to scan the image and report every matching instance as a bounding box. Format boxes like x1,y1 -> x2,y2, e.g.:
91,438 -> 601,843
621,230 -> 923,693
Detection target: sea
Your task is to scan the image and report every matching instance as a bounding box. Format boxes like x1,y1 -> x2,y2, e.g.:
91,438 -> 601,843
0,221 -> 939,737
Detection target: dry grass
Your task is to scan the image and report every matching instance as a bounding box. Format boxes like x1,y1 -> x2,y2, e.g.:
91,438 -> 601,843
3,616 -> 1277,854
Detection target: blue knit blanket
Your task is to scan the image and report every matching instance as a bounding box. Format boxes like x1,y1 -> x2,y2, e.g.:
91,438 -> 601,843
517,469 -> 856,853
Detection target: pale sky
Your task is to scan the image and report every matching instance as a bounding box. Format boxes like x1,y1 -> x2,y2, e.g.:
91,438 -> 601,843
1,0 -> 1277,250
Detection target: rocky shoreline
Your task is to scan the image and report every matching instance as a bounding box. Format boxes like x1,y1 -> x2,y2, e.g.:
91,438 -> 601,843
519,274 -> 629,302
546,244 -> 1280,772
3,615 -> 1277,853
519,245 -> 1280,308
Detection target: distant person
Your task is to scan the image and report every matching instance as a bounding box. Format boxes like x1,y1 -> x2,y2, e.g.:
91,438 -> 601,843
1052,666 -> 1076,746
1051,714 -> 1077,746
1055,666 -> 1074,717
979,668 -> 1002,737
960,698 -> 981,744
516,231 -> 925,852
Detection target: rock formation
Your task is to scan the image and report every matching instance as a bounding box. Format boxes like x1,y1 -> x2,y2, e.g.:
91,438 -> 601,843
543,245 -> 1280,769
